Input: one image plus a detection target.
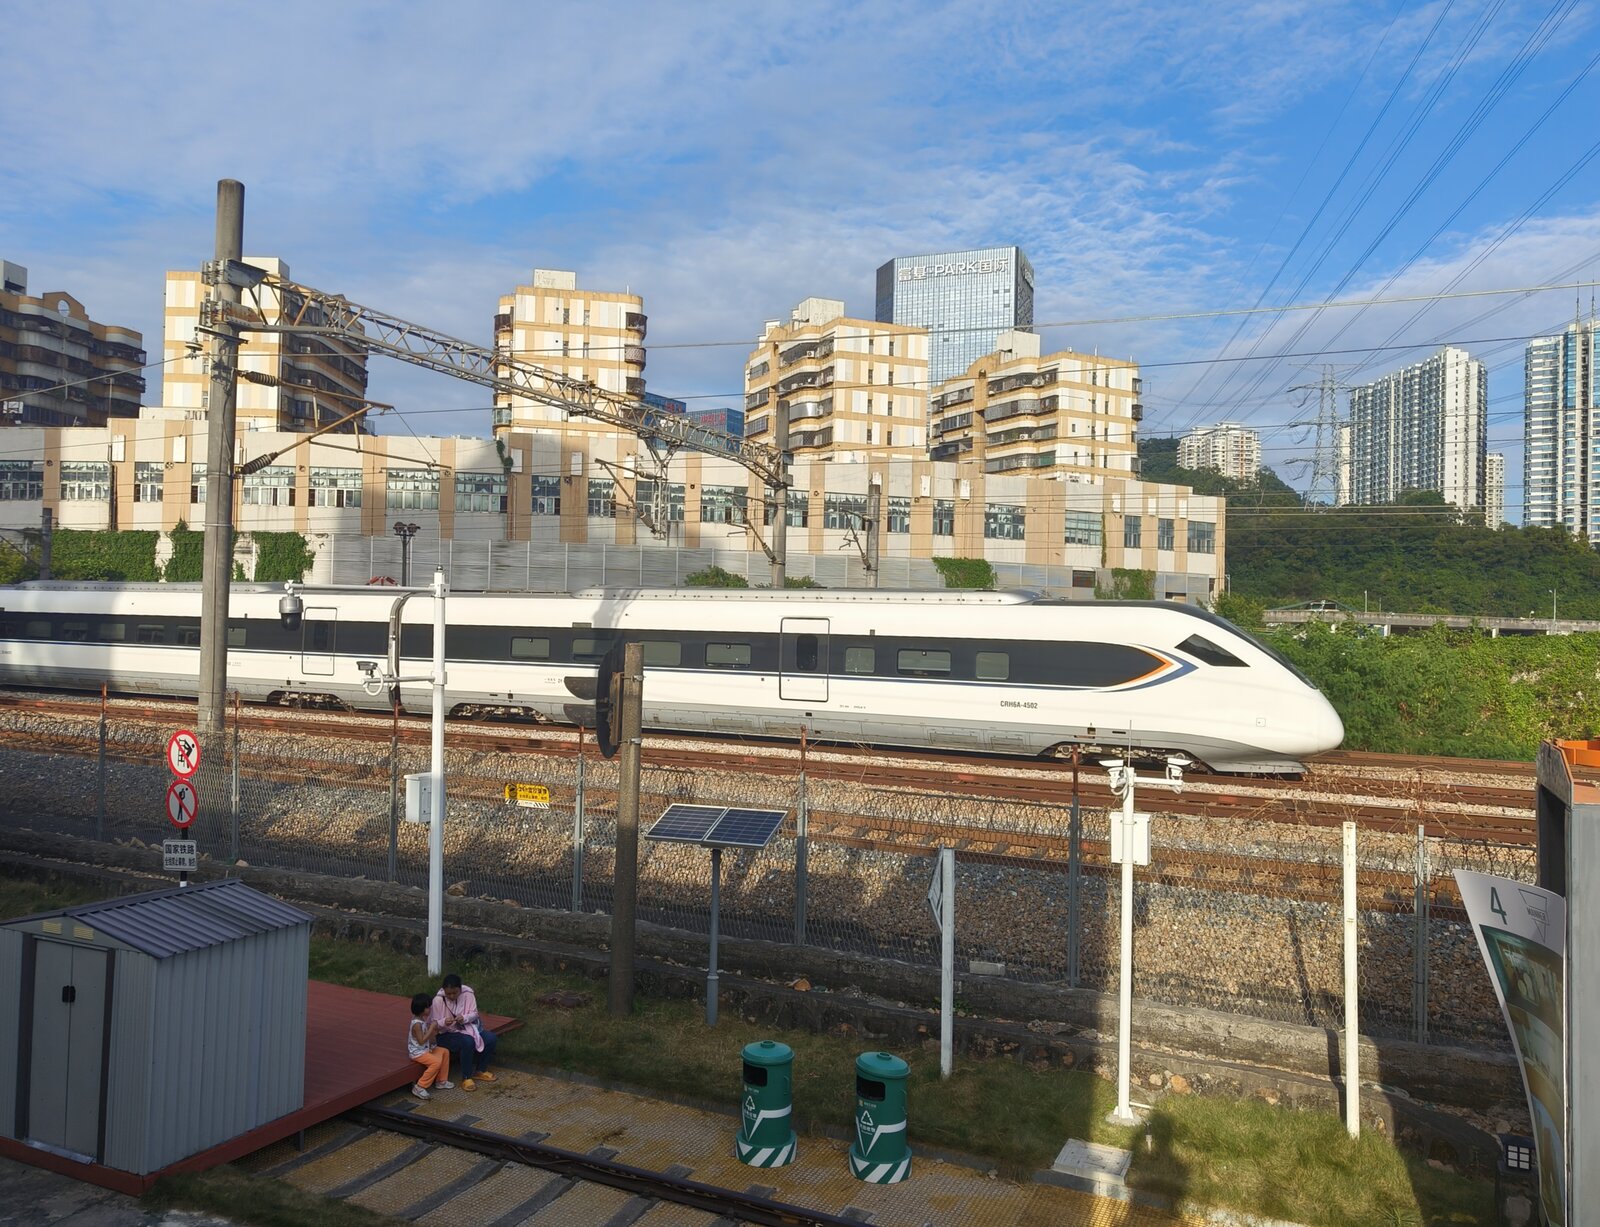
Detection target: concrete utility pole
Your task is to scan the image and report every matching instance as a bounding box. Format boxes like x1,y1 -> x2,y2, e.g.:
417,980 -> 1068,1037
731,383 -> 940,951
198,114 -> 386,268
197,180 -> 244,782
609,641 -> 645,1017
769,401 -> 789,589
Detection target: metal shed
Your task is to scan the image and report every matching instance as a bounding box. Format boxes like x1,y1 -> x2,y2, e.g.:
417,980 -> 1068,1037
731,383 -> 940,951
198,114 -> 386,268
0,879 -> 310,1175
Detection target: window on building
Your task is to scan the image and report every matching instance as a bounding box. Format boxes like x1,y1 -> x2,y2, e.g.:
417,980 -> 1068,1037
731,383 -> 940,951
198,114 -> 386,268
387,468 -> 440,510
932,499 -> 955,536
59,462 -> 110,501
456,470 -> 508,514
635,479 -> 686,523
1157,517 -> 1175,550
587,478 -> 615,518
1187,521 -> 1216,554
191,464 -> 207,505
531,475 -> 561,516
309,467 -> 362,508
133,462 -> 163,504
1064,510 -> 1102,545
984,503 -> 1025,540
825,494 -> 867,530
1123,514 -> 1142,548
0,461 -> 43,501
763,490 -> 808,527
243,465 -> 295,506
886,496 -> 910,534
1072,569 -> 1097,588
700,484 -> 747,524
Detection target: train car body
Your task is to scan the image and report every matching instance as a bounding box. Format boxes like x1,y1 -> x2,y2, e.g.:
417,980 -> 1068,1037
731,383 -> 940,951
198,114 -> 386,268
0,583 -> 1343,773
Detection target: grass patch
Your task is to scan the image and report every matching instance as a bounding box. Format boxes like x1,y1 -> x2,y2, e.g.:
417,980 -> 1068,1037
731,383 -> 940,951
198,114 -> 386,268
0,873 -> 107,917
144,1168 -> 406,1227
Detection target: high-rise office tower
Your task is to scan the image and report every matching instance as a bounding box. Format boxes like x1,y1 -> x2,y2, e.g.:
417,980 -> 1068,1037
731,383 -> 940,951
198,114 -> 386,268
1524,313 -> 1599,539
874,247 -> 1034,389
1346,346 -> 1487,510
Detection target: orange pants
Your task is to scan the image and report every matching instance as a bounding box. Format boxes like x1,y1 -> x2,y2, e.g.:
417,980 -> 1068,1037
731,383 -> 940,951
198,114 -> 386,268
411,1047 -> 448,1088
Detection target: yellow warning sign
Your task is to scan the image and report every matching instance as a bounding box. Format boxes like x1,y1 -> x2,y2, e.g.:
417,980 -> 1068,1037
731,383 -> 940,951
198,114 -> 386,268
503,782 -> 551,809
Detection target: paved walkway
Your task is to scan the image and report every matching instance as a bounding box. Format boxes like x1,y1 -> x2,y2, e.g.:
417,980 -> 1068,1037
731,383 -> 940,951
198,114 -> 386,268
0,1158 -> 235,1227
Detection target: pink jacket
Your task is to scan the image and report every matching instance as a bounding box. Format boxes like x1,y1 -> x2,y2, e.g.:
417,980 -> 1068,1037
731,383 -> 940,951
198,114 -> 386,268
430,986 -> 485,1052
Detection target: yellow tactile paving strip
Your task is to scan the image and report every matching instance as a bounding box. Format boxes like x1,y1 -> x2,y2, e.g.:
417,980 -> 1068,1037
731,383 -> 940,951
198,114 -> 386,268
633,1202 -> 721,1226
278,1129 -> 416,1196
348,1145 -> 480,1216
385,1070 -> 1206,1227
521,1178 -> 635,1224
413,1163 -> 560,1226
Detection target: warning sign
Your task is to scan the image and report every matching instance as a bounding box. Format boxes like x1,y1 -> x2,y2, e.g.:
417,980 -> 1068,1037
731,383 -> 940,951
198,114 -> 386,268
503,782 -> 551,809
166,729 -> 201,778
165,778 -> 198,829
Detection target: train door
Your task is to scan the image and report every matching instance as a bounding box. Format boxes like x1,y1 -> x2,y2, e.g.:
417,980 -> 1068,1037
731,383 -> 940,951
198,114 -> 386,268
779,618 -> 829,702
301,607 -> 337,675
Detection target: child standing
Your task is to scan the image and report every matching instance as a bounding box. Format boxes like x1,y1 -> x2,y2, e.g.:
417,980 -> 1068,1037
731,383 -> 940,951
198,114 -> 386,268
407,992 -> 454,1099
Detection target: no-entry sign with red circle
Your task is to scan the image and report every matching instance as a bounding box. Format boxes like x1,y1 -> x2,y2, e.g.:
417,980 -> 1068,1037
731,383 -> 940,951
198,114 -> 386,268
165,779 -> 198,829
166,729 -> 201,778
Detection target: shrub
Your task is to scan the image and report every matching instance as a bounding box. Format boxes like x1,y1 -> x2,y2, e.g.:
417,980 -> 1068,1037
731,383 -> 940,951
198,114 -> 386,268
932,557 -> 995,590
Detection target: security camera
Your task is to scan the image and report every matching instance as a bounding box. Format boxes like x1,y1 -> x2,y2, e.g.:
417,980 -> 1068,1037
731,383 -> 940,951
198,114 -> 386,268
278,592 -> 304,631
357,660 -> 379,678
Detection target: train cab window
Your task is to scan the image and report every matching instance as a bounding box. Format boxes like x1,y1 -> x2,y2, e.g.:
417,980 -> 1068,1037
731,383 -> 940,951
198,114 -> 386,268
572,637 -> 613,662
98,622 -> 126,642
135,624 -> 165,644
1179,634 -> 1246,667
25,619 -> 51,639
976,651 -> 1009,681
844,646 -> 876,675
641,641 -> 681,667
511,636 -> 551,660
178,627 -> 201,646
228,625 -> 247,648
795,634 -> 820,672
898,648 -> 951,677
705,642 -> 751,668
60,621 -> 89,642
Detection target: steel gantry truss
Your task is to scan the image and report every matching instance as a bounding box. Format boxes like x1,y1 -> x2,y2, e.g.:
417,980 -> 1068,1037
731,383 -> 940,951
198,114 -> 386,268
197,263 -> 788,490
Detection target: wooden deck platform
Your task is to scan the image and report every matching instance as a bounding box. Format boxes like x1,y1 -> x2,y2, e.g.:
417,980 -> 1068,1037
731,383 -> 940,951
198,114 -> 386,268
0,980 -> 521,1195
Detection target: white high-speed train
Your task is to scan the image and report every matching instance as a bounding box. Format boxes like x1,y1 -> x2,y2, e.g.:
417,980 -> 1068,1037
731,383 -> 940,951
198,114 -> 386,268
0,582 -> 1343,773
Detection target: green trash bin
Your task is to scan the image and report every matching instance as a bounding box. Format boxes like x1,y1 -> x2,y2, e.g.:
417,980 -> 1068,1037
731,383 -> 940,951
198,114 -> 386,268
849,1050 -> 910,1183
736,1040 -> 797,1167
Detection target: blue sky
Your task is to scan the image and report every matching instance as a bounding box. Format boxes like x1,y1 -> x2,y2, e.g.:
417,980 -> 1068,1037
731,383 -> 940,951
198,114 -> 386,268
3,0 -> 1597,520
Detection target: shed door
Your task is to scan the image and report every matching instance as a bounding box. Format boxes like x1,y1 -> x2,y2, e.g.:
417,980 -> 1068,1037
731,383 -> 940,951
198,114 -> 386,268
28,943 -> 109,1160
779,618 -> 829,702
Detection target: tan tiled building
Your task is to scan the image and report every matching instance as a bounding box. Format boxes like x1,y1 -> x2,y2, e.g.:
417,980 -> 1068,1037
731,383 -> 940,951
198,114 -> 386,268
743,298 -> 929,464
162,258 -> 370,433
0,260 -> 146,428
492,269 -> 648,436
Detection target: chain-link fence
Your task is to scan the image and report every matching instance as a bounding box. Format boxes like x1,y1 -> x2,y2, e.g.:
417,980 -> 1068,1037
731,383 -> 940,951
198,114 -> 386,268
0,703 -> 1531,1051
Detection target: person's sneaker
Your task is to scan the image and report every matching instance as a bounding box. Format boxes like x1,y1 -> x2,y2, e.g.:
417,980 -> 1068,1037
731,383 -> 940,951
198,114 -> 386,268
475,1071 -> 497,1082
461,1078 -> 477,1092
411,1084 -> 431,1100
435,1080 -> 454,1090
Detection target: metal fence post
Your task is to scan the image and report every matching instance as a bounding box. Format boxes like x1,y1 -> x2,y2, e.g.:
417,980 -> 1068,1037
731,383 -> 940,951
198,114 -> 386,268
387,698 -> 400,883
795,758 -> 809,947
230,691 -> 240,863
1067,791 -> 1081,989
571,739 -> 586,911
96,684 -> 107,842
1413,823 -> 1430,1045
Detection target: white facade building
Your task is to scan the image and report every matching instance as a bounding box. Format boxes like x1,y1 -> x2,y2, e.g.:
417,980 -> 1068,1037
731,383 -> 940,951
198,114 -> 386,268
1523,315 -> 1599,540
1177,423 -> 1260,481
1345,346 -> 1487,510
1485,452 -> 1505,529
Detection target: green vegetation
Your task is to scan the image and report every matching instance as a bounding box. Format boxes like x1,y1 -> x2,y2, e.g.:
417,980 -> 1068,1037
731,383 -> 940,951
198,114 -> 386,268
784,575 -> 822,588
932,556 -> 996,589
0,535 -> 37,584
1096,567 -> 1154,600
684,564 -> 750,588
253,531 -> 316,583
48,529 -> 161,581
144,1169 -> 406,1227
164,519 -> 205,582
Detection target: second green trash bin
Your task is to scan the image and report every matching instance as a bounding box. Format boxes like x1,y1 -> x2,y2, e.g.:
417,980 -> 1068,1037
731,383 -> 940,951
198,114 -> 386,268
848,1050 -> 911,1183
736,1040 -> 797,1167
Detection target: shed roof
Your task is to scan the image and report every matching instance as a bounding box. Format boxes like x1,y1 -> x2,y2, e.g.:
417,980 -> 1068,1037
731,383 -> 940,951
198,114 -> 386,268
6,879 -> 310,958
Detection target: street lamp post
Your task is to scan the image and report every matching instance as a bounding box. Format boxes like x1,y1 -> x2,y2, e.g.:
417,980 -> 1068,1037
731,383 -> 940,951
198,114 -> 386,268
1551,589 -> 1558,633
395,521 -> 421,586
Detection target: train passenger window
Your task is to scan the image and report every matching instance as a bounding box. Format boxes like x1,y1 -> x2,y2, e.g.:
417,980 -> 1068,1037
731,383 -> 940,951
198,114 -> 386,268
511,636 -> 551,660
705,642 -> 751,668
178,627 -> 201,646
642,641 -> 681,667
228,625 -> 247,648
98,622 -> 126,642
572,637 -> 612,661
1179,634 -> 1246,667
135,624 -> 165,644
795,634 -> 819,672
61,621 -> 89,642
976,651 -> 1009,681
898,649 -> 951,677
844,647 -> 875,674
25,619 -> 51,639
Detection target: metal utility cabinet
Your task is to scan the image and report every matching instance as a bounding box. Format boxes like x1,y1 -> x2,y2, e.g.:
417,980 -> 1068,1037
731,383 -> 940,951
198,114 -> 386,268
0,879 -> 310,1175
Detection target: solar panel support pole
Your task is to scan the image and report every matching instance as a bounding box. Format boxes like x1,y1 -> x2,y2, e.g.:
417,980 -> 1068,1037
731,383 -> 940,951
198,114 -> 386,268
707,846 -> 722,1027
609,641 -> 644,1018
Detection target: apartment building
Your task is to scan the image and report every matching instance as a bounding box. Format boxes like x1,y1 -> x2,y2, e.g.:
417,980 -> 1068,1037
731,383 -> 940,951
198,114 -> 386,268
927,330 -> 1141,481
491,269 -> 647,436
875,246 -> 1034,389
1524,314 -> 1599,539
1484,451 -> 1505,529
1345,346 -> 1487,510
163,258 -> 370,433
1178,422 -> 1260,481
0,259 -> 146,428
742,298 -> 930,463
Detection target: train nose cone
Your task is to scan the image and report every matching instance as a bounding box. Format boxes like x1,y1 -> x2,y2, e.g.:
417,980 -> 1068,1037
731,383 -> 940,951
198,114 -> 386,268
1314,696 -> 1345,752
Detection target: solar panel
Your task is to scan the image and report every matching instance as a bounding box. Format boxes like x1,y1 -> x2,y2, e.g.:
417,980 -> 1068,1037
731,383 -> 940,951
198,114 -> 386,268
646,804 -> 726,844
707,807 -> 788,850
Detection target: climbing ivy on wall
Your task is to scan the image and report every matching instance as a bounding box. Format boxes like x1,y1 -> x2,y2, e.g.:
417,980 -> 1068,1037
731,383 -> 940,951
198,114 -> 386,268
49,530 -> 161,581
